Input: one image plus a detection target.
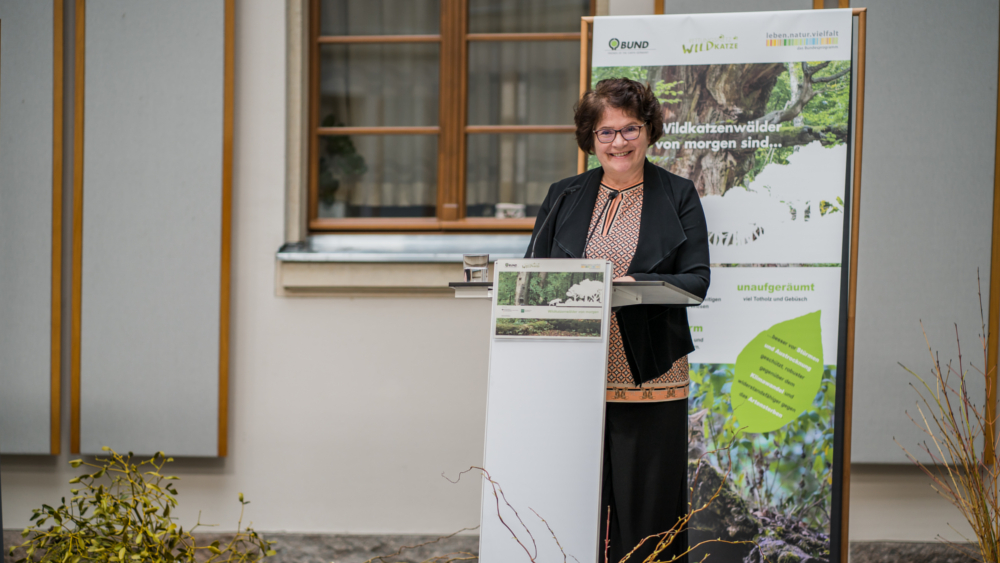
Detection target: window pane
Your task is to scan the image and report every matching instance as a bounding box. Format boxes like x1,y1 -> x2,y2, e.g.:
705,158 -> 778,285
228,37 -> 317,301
318,135 -> 437,218
320,0 -> 440,35
319,44 -> 439,127
469,0 -> 590,33
467,42 -> 579,126
466,134 -> 578,218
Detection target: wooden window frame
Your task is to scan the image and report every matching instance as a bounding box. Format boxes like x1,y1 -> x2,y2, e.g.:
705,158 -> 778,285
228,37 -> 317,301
307,0 -> 590,234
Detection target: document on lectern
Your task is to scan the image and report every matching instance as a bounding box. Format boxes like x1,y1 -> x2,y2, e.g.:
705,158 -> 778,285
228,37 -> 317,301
492,259 -> 609,339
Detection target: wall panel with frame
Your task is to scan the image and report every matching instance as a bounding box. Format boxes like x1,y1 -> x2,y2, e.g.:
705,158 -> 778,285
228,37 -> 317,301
847,0 -> 998,464
71,0 -> 232,457
0,0 -> 63,455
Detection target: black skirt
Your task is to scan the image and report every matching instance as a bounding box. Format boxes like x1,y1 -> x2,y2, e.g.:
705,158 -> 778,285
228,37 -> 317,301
600,399 -> 689,563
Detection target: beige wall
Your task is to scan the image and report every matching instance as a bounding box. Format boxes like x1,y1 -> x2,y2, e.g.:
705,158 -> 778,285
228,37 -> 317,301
850,466 -> 973,542
0,0 -> 980,543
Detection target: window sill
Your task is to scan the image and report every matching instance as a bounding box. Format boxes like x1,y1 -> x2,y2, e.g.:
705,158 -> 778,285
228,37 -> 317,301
307,217 -> 537,232
275,234 -> 530,296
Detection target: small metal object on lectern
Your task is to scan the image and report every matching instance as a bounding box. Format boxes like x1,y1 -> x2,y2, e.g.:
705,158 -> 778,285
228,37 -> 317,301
494,203 -> 526,219
463,254 -> 489,282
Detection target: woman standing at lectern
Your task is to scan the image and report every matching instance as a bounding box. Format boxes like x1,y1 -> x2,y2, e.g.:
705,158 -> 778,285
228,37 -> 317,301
524,78 -> 710,563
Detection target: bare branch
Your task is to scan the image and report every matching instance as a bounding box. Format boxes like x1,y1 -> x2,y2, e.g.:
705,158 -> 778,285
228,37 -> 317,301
801,61 -> 831,76
811,68 -> 850,84
896,273 -> 1000,562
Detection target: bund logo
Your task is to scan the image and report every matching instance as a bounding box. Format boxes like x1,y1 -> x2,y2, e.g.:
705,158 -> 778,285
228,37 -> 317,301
608,37 -> 649,51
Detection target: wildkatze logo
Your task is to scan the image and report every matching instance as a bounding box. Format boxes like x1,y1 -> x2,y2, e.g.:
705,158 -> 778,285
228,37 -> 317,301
608,37 -> 649,50
681,34 -> 738,54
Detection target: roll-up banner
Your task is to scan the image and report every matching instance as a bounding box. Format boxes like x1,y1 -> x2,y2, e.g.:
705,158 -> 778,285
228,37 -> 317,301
592,9 -> 854,562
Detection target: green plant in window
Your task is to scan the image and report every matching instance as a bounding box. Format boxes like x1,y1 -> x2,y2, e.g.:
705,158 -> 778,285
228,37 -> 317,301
318,114 -> 368,205
8,448 -> 275,563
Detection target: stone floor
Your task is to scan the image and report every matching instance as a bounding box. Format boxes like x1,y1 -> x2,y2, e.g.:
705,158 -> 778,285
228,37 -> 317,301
216,533 -> 480,563
849,542 -> 979,563
1,530 -> 983,563
3,531 -> 479,563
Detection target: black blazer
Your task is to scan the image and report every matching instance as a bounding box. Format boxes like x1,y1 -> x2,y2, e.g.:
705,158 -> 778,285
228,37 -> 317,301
525,159 -> 711,385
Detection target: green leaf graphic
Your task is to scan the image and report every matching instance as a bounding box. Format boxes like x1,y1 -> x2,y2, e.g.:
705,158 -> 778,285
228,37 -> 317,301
732,311 -> 823,434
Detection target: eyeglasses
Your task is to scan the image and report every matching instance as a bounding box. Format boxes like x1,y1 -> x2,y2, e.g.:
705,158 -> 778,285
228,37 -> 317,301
593,122 -> 647,144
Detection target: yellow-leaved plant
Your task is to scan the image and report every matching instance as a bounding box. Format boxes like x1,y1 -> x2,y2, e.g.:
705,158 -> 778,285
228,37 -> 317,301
8,448 -> 275,563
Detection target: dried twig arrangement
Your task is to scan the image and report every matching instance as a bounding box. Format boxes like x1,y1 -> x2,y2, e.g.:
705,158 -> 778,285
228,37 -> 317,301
614,438 -> 766,563
425,435 -> 768,563
442,466 -> 580,563
895,274 -> 999,563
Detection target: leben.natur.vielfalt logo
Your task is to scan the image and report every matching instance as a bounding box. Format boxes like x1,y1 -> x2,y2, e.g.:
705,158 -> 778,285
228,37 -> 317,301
682,34 -> 738,54
608,37 -> 649,51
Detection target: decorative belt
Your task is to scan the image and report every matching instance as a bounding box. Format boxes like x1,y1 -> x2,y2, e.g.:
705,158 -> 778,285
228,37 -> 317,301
606,383 -> 690,402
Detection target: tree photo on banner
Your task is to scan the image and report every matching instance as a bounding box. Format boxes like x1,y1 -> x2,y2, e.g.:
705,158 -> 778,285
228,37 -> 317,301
592,9 -> 854,563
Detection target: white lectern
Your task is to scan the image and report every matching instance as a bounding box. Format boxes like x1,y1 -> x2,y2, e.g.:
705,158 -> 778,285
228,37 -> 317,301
451,259 -> 702,563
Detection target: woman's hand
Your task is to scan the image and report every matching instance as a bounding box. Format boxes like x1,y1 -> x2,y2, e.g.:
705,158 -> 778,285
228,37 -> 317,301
613,276 -> 636,282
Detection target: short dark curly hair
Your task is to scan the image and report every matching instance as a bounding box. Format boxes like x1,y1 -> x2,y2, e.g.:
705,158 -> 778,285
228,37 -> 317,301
574,78 -> 664,155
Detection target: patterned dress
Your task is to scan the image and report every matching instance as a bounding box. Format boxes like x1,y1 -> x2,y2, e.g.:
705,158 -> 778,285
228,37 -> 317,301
584,182 -> 690,403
